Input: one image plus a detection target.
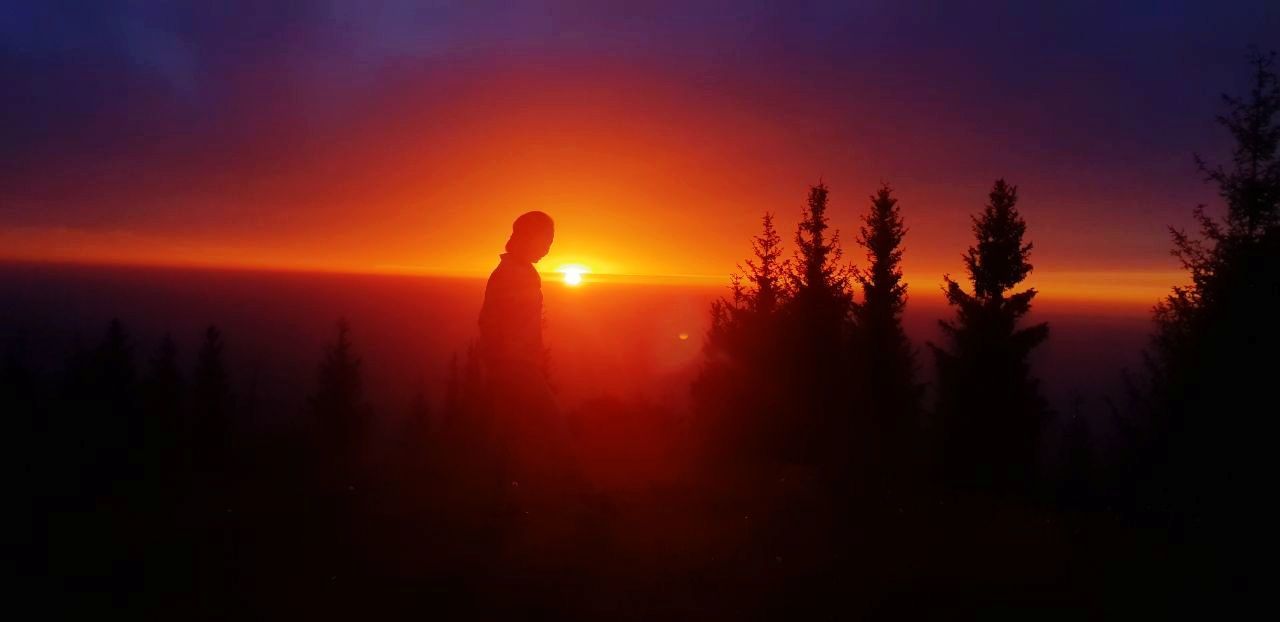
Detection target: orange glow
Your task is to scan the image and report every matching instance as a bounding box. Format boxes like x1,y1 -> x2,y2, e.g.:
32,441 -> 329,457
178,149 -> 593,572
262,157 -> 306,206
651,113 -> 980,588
0,68 -> 1190,308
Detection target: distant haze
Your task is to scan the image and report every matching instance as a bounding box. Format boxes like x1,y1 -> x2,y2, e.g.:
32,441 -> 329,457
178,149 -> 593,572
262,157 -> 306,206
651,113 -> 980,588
0,263 -> 1150,429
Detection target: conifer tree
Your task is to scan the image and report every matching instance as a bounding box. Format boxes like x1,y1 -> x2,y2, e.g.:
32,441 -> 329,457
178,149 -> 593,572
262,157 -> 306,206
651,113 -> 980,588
929,179 -> 1048,490
148,334 -> 182,406
703,212 -> 790,356
790,183 -> 852,309
98,319 -> 140,471
1144,51 -> 1280,523
741,211 -> 790,315
144,333 -> 184,469
97,319 -> 137,412
310,319 -> 367,458
785,182 -> 854,465
4,337 -> 41,492
851,184 -> 921,463
192,325 -> 231,468
694,212 -> 792,462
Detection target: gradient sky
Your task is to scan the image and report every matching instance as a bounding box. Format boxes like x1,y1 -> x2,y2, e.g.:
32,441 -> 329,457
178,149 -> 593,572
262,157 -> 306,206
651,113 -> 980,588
3,1 -> 1278,301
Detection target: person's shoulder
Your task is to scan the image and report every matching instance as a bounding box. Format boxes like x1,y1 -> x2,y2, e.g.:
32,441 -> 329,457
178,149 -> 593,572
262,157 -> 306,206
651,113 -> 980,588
488,255 -> 540,286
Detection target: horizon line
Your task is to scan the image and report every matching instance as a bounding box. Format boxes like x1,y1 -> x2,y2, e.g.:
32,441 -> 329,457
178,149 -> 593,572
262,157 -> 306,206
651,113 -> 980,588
0,256 -> 1182,305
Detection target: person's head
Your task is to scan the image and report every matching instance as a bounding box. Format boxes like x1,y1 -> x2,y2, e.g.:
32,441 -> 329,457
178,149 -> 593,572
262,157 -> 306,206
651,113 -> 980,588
505,211 -> 555,262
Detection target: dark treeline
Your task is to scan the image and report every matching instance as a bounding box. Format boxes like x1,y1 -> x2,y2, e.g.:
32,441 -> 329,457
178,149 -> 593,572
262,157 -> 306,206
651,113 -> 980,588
694,176 -> 1049,492
11,52 -> 1279,616
688,50 -> 1278,610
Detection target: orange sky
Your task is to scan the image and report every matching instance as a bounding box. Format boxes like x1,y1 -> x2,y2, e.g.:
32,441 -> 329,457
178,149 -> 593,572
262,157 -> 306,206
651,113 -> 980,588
3,23 -> 1222,309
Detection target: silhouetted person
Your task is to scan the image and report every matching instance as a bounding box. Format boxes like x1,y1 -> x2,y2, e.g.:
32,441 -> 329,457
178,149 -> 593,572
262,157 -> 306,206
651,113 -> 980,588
478,212 -> 566,496
479,211 -> 554,380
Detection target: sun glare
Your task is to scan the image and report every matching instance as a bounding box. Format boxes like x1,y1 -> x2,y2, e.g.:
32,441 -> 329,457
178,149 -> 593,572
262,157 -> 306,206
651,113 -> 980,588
557,264 -> 589,287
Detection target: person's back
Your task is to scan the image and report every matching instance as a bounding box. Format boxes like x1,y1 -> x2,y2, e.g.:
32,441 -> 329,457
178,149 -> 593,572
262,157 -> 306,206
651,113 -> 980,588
476,211 -> 599,563
477,211 -> 563,490
478,252 -> 544,375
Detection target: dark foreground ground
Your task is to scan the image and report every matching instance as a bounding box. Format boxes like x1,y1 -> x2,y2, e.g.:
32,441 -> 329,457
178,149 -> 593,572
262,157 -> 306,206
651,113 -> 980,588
28,427 -> 1210,620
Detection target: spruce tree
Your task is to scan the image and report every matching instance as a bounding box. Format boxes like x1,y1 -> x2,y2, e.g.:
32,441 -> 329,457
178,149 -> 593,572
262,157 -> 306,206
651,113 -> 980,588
97,319 -> 140,475
97,319 -> 137,413
741,211 -> 790,315
786,182 -> 854,466
143,334 -> 184,470
790,183 -> 852,307
310,319 -> 368,461
929,179 -> 1048,490
851,184 -> 921,465
694,212 -> 792,462
1144,51 -> 1280,527
703,212 -> 790,353
192,325 -> 231,469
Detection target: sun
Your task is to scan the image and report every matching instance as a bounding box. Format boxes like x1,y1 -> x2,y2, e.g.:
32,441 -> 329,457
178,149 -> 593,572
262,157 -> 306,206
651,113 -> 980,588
556,264 -> 590,287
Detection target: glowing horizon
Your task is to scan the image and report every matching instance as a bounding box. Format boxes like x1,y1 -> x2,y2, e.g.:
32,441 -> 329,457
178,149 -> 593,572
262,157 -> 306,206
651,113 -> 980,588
2,3 -> 1257,310
0,248 -> 1186,309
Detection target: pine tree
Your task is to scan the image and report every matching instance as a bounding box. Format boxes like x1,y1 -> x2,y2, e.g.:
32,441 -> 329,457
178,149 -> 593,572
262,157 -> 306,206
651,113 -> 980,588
310,319 -> 368,460
98,319 -> 140,472
148,334 -> 182,404
851,184 -> 922,466
740,212 -> 790,315
929,179 -> 1048,491
97,319 -> 137,412
702,212 -> 791,364
694,212 -> 792,462
790,183 -> 854,465
4,336 -> 42,493
192,325 -> 231,469
143,334 -> 184,470
1144,51 -> 1280,527
790,183 -> 852,306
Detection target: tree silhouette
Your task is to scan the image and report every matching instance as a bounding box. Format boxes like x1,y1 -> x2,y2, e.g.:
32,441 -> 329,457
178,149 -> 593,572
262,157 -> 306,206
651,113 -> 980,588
99,319 -> 141,475
147,334 -> 182,410
785,182 -> 854,466
851,183 -> 922,471
309,319 -> 369,467
1141,51 -> 1280,533
400,376 -> 434,470
98,319 -> 138,414
694,212 -> 793,463
790,183 -> 852,306
3,336 -> 42,498
929,179 -> 1048,491
1057,403 -> 1096,507
54,320 -> 142,488
739,211 -> 791,315
192,325 -> 231,470
143,333 -> 184,472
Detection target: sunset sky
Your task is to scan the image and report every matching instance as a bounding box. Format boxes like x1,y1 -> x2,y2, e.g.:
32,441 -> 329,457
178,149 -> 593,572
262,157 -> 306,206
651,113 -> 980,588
3,2 -> 1278,302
